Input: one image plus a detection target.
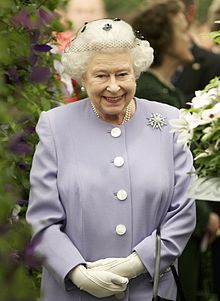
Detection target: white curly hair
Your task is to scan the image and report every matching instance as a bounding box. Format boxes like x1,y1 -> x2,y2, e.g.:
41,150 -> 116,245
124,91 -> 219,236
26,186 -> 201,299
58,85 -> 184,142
61,18 -> 154,84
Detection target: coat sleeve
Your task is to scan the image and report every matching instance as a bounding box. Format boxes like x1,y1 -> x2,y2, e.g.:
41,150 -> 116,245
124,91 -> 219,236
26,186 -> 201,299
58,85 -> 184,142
134,131 -> 196,278
26,112 -> 86,290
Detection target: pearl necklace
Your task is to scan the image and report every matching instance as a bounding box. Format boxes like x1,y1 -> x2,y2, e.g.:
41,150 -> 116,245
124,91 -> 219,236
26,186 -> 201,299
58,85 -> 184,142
91,101 -> 133,124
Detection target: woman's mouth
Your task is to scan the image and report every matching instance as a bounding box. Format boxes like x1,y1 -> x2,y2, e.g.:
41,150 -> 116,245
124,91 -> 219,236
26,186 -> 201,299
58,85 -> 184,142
104,96 -> 123,103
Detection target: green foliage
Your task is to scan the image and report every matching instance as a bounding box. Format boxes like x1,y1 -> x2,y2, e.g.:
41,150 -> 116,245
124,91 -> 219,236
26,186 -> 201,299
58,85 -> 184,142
190,77 -> 220,178
0,0 -> 67,299
104,0 -> 144,17
196,0 -> 213,23
192,120 -> 220,178
170,76 -> 220,179
209,31 -> 220,46
104,0 -> 217,23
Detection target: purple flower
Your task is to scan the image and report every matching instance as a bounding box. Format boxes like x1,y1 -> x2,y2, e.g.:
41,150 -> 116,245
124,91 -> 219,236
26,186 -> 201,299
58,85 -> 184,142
13,7 -> 56,30
12,9 -> 33,30
33,44 -> 52,52
25,126 -> 36,134
38,8 -> 54,24
8,132 -> 31,155
12,9 -> 45,30
30,53 -> 38,66
24,239 -> 44,268
30,66 -> 51,83
18,199 -> 29,206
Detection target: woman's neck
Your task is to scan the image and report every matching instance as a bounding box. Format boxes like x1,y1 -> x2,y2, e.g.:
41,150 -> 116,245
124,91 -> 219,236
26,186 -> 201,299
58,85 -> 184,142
149,59 -> 178,88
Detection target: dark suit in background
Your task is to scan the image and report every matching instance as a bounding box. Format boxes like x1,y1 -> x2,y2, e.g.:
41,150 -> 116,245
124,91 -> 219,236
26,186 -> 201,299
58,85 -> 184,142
174,43 -> 220,102
136,71 -> 186,108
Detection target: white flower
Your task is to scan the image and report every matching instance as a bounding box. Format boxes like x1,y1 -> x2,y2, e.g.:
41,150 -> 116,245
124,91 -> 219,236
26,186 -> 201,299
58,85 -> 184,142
170,77 -> 220,182
53,59 -> 74,96
10,204 -> 21,223
50,44 -> 74,96
176,130 -> 193,147
191,87 -> 220,109
201,126 -> 213,141
194,148 -> 213,160
169,109 -> 201,147
60,70 -> 74,95
53,59 -> 64,73
49,43 -> 60,54
201,109 -> 216,124
215,139 -> 220,150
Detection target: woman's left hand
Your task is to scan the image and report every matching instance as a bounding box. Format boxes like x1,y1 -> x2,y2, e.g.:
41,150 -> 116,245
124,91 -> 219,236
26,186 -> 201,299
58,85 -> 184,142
87,252 -> 146,280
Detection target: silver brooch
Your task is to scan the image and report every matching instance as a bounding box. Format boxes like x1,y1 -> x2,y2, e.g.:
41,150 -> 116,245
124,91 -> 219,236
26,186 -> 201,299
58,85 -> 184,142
147,113 -> 167,130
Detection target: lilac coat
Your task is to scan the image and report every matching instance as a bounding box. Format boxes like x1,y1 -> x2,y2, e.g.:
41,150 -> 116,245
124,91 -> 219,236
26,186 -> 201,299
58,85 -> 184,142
26,98 -> 196,301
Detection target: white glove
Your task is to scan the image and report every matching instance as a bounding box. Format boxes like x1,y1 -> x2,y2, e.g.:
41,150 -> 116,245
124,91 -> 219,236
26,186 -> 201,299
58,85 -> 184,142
69,264 -> 129,298
87,252 -> 146,280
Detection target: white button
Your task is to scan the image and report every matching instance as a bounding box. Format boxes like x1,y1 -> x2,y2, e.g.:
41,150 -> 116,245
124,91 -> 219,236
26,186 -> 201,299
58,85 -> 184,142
111,127 -> 121,137
114,156 -> 124,167
116,189 -> 127,201
116,224 -> 126,236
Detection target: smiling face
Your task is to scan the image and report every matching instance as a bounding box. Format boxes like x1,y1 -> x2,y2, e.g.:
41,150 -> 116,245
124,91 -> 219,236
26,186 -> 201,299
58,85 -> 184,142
81,50 -> 136,124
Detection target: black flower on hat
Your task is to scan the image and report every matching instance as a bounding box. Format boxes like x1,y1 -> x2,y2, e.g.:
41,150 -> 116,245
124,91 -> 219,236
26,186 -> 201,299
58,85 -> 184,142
102,23 -> 112,31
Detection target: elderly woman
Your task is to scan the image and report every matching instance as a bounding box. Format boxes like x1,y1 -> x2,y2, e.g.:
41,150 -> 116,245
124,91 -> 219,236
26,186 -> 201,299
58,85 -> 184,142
26,18 -> 196,301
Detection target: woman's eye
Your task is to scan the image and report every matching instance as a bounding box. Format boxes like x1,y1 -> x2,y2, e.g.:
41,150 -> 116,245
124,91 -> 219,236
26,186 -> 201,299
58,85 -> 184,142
118,72 -> 128,77
96,74 -> 107,78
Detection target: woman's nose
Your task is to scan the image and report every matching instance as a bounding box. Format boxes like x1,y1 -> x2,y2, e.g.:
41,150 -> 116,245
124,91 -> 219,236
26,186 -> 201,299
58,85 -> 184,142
106,77 -> 120,93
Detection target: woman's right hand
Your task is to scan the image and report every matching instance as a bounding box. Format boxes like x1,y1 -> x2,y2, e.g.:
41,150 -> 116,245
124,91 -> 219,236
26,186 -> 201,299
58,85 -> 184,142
69,264 -> 129,298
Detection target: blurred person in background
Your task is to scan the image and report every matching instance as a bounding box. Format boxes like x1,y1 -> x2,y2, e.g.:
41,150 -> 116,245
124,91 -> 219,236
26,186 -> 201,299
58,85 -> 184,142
174,0 -> 220,102
193,0 -> 220,53
173,1 -> 220,300
132,0 -> 193,109
60,0 -> 106,34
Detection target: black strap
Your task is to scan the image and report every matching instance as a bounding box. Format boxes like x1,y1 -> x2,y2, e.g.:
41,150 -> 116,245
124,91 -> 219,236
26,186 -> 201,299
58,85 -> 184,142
170,264 -> 186,301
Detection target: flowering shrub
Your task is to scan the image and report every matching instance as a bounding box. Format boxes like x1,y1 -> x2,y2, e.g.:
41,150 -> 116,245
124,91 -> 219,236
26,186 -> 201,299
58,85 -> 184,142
0,0 -> 68,299
170,77 -> 220,201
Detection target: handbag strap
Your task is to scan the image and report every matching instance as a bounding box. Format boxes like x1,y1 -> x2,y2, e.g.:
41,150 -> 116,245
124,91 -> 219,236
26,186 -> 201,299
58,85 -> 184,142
152,230 -> 186,301
170,264 -> 186,301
